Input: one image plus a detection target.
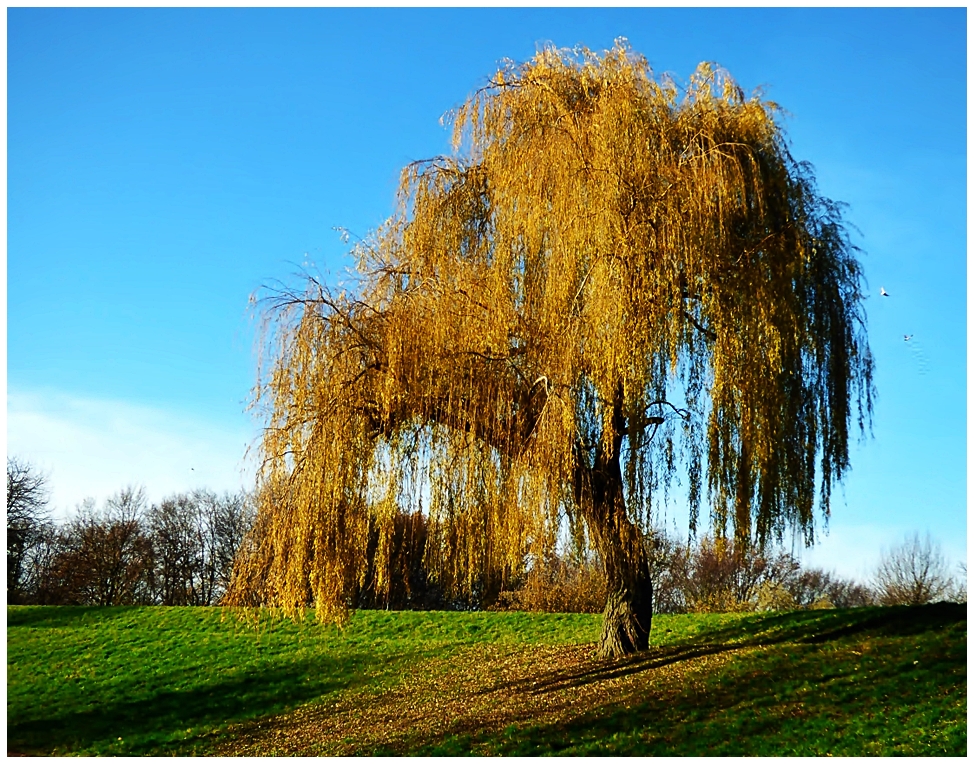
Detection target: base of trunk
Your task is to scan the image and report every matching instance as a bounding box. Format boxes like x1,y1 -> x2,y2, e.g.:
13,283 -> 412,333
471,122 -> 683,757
597,586 -> 652,659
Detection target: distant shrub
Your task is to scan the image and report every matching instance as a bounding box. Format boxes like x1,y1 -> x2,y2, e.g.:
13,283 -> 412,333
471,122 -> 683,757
873,533 -> 958,606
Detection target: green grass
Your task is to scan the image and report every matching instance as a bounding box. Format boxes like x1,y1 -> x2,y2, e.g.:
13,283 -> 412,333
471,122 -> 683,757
7,603 -> 966,756
6,606 -> 596,755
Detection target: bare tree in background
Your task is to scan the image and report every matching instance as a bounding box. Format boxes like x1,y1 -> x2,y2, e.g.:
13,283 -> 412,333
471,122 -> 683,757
148,489 -> 256,606
771,566 -> 875,610
20,519 -> 65,605
672,535 -> 775,613
824,577 -> 875,609
148,493 -> 205,605
644,528 -> 688,615
952,563 -> 967,603
205,490 -> 256,603
7,458 -> 51,603
50,488 -> 155,606
873,532 -> 956,606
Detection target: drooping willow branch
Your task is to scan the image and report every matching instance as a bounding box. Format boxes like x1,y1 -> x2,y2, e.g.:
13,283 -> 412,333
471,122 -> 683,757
227,41 -> 874,628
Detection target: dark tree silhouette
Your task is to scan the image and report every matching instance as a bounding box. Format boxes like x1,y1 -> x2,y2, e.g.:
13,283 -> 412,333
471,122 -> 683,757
7,458 -> 51,603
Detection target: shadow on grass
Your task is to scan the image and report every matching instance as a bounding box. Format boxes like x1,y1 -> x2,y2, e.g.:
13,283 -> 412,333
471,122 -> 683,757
684,601 -> 965,647
481,603 -> 966,698
434,604 -> 967,757
7,605 -> 145,629
8,652 -> 376,756
497,639 -> 964,757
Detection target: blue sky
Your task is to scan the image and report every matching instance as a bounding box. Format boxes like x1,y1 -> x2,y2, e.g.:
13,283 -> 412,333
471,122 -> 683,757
7,7 -> 967,582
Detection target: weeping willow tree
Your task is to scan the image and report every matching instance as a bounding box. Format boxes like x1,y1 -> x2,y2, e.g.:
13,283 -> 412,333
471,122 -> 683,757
227,42 -> 873,658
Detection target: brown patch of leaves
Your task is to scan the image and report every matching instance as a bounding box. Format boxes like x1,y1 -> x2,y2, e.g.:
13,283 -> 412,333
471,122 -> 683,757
211,641 -> 741,755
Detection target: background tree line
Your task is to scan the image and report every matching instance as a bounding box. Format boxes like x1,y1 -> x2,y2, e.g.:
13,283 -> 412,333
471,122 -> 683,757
7,458 -> 965,612
354,510 -> 966,615
7,458 -> 255,606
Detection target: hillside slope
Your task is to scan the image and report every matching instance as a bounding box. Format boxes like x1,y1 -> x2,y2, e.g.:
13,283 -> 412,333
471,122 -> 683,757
7,603 -> 966,756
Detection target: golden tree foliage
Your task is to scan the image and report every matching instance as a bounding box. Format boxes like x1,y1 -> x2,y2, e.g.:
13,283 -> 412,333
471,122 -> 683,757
227,42 -> 873,653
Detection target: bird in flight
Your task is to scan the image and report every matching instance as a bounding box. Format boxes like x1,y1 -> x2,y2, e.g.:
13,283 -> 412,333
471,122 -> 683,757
880,287 -> 889,297
904,335 -> 912,341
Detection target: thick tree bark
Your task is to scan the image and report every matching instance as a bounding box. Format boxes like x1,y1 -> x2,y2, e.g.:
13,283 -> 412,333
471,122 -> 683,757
585,453 -> 654,659
576,392 -> 654,659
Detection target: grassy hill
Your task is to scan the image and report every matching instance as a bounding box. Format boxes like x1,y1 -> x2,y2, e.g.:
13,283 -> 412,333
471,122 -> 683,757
7,603 -> 966,756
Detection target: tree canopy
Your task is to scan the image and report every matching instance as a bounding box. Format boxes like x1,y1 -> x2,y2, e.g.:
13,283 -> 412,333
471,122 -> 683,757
227,42 -> 873,657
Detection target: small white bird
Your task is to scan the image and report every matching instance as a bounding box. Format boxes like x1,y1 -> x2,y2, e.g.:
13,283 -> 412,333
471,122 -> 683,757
880,287 -> 889,297
904,334 -> 912,341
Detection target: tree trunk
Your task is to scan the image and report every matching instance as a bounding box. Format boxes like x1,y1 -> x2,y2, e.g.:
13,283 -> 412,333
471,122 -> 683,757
600,573 -> 653,658
576,404 -> 654,659
588,466 -> 654,659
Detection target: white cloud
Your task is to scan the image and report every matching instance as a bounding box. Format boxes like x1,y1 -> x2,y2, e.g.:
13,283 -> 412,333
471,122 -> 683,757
7,388 -> 259,517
